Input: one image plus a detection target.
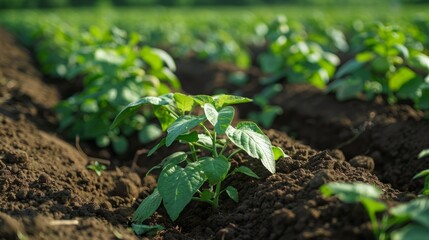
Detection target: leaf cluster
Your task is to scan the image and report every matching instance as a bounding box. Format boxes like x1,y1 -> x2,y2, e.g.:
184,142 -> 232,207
328,23 -> 429,109
321,182 -> 429,240
24,21 -> 180,154
112,93 -> 285,232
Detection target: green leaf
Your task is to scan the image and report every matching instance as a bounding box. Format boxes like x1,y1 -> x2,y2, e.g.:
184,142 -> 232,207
213,94 -> 252,109
234,166 -> 260,179
166,115 -> 206,147
397,77 -> 425,100
111,94 -> 173,129
132,223 -> 164,236
147,152 -> 188,175
226,186 -> 239,203
132,189 -> 163,223
226,122 -> 275,174
259,53 -> 283,73
152,48 -> 176,71
328,78 -> 364,101
272,146 -> 287,160
391,198 -> 429,228
410,53 -> 429,71
141,46 -> 163,70
200,189 -> 214,201
177,131 -> 199,143
335,59 -> 364,78
389,67 -> 416,91
391,223 -> 429,240
236,121 -> 264,134
139,124 -> 162,144
418,149 -> 429,159
112,136 -> 128,155
360,197 -> 387,214
320,182 -> 382,203
153,105 -> 176,131
87,161 -> 106,176
192,95 -> 214,106
174,93 -> 195,113
158,162 -> 206,221
416,87 -> 429,110
204,104 -> 235,134
197,134 -> 213,147
394,44 -> 409,59
148,138 -> 166,157
96,135 -> 110,148
200,156 -> 231,185
161,152 -> 188,168
413,169 -> 429,180
356,51 -> 375,62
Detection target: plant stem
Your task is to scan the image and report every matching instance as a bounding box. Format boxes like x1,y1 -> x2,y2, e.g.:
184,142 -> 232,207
212,131 -> 218,157
193,142 -> 213,151
189,144 -> 198,161
201,124 -> 212,138
219,140 -> 230,156
227,149 -> 242,160
192,197 -> 214,205
213,182 -> 221,208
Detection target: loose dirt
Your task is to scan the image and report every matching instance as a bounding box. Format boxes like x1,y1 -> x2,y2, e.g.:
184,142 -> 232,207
0,29 -> 415,240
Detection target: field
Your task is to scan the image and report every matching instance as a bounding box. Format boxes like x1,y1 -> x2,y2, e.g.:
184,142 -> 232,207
1,3 -> 429,240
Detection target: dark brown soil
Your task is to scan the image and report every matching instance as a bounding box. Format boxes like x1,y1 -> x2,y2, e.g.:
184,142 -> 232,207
178,57 -> 429,194
0,28 -> 417,240
270,83 -> 429,193
0,28 -> 141,240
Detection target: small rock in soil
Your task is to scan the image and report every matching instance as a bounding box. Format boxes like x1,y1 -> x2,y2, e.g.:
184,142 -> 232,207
349,155 -> 375,172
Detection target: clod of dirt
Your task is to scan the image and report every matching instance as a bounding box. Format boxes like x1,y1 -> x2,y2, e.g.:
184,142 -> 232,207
307,169 -> 336,189
111,178 -> 139,199
349,155 -> 375,172
0,212 -> 23,239
3,149 -> 29,164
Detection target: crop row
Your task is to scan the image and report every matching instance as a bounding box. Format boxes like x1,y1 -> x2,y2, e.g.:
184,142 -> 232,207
2,9 -> 429,239
2,13 -> 429,148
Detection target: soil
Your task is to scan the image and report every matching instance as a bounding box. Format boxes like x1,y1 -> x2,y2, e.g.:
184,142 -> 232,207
177,57 -> 429,194
270,83 -> 429,193
0,28 -> 422,240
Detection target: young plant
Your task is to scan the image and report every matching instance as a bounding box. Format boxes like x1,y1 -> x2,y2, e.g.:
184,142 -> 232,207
53,26 -> 180,154
321,182 -> 429,240
412,148 -> 429,196
112,93 -> 285,229
87,161 -> 107,176
258,15 -> 340,88
328,23 -> 429,108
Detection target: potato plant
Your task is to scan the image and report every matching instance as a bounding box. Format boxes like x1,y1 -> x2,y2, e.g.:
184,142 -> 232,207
321,182 -> 429,240
412,149 -> 429,196
55,27 -> 180,154
112,93 -> 286,233
252,16 -> 339,127
258,15 -> 340,88
328,23 -> 429,109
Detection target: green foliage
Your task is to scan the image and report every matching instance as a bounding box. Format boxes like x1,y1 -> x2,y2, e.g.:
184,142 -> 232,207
328,23 -> 429,109
412,149 -> 429,196
13,20 -> 180,154
86,161 -> 107,176
113,93 -> 285,224
418,149 -> 429,159
259,16 -> 340,88
321,182 -> 429,240
131,223 -> 164,236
